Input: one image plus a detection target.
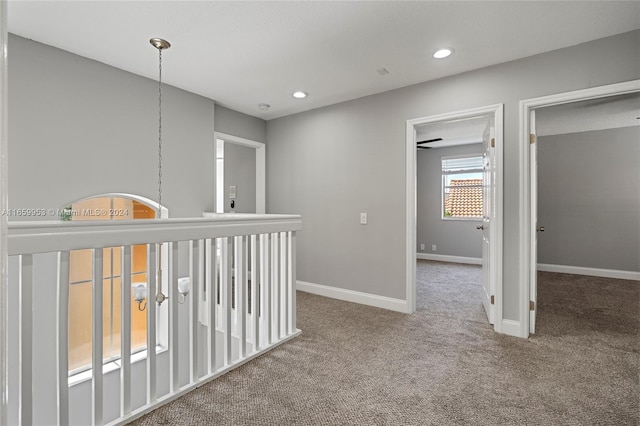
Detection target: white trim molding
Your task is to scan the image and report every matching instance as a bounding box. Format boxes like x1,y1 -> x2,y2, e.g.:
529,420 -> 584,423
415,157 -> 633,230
416,253 -> 482,265
0,2 -> 8,424
537,264 -> 640,281
296,281 -> 410,314
501,320 -> 521,337
406,103 -> 504,332
519,79 -> 640,338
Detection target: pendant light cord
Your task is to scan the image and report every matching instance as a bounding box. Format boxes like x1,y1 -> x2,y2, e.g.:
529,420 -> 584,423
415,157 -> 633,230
157,47 -> 163,219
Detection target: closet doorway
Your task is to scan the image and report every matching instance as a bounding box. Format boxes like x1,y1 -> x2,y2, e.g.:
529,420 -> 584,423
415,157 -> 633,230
520,79 -> 640,337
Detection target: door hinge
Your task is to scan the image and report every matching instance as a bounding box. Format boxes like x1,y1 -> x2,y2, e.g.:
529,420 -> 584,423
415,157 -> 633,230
490,295 -> 495,305
529,300 -> 535,311
529,133 -> 536,144
490,138 -> 495,148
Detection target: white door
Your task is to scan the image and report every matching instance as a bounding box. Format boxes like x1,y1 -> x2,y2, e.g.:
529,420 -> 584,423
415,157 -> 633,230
529,110 -> 538,333
480,120 -> 495,324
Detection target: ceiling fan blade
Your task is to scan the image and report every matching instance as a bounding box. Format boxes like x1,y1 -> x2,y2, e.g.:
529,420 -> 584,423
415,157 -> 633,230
416,137 -> 443,145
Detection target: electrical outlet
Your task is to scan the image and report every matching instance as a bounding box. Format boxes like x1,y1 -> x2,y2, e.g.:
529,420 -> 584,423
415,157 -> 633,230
431,244 -> 437,252
420,244 -> 425,250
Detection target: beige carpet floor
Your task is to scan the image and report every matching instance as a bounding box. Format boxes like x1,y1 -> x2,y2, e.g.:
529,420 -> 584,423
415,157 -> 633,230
130,260 -> 639,425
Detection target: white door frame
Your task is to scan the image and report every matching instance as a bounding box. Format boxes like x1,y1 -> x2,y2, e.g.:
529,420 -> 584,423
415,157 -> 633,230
518,79 -> 640,338
213,131 -> 266,214
0,2 -> 8,424
405,104 -> 504,332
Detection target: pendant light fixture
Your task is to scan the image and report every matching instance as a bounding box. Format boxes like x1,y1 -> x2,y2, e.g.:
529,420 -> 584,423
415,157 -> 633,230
151,37 -> 170,306
150,37 -> 170,217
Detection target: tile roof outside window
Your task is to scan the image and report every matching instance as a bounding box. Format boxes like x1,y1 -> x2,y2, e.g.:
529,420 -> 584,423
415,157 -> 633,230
444,178 -> 483,218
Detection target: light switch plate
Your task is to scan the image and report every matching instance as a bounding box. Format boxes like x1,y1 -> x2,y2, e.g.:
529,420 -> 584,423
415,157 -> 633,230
360,213 -> 367,224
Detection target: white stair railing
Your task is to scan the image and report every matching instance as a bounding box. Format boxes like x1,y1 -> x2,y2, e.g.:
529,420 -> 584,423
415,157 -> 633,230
6,214 -> 302,425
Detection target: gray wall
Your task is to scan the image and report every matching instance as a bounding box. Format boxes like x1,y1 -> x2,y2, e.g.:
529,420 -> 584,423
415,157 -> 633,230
8,35 -> 267,219
417,144 -> 483,258
215,104 -> 266,143
266,30 -> 640,319
8,35 -> 215,218
537,126 -> 640,272
223,143 -> 256,213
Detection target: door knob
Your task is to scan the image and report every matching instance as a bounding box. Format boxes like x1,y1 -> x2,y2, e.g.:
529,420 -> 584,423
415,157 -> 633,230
476,224 -> 484,230
537,226 -> 545,232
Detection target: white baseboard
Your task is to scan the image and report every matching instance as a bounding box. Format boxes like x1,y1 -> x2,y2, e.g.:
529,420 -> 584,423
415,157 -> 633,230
501,320 -> 523,338
416,253 -> 482,265
537,263 -> 640,281
296,280 -> 410,313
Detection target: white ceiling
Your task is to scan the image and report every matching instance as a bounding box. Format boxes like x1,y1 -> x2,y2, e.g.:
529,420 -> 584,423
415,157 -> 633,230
7,1 -> 640,120
416,116 -> 489,147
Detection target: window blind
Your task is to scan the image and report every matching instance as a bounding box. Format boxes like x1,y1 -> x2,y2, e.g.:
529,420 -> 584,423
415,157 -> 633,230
442,156 -> 483,172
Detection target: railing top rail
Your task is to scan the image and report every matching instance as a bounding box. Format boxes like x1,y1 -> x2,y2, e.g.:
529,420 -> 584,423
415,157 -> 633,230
8,214 -> 302,255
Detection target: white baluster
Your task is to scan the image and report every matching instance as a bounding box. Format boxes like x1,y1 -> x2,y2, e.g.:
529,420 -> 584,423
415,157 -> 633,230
19,254 -> 32,425
57,251 -> 70,426
290,232 -> 297,334
280,232 -> 287,338
169,242 -> 179,393
147,244 -> 157,404
271,233 -> 280,340
236,236 -> 246,358
190,240 -> 201,383
92,249 -> 103,426
206,238 -> 216,374
223,238 -> 232,366
261,234 -> 271,346
120,246 -> 132,416
250,234 -> 259,352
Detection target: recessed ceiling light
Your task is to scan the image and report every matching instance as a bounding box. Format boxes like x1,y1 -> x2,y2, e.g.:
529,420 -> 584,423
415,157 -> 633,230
258,103 -> 271,111
433,48 -> 454,59
292,91 -> 308,99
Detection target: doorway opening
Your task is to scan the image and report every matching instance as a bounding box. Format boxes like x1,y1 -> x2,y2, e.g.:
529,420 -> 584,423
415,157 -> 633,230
214,132 -> 265,214
519,79 -> 640,337
406,104 -> 503,331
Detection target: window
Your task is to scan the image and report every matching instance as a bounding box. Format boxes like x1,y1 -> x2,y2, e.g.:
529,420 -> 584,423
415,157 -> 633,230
442,155 -> 483,220
67,196 -> 155,374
